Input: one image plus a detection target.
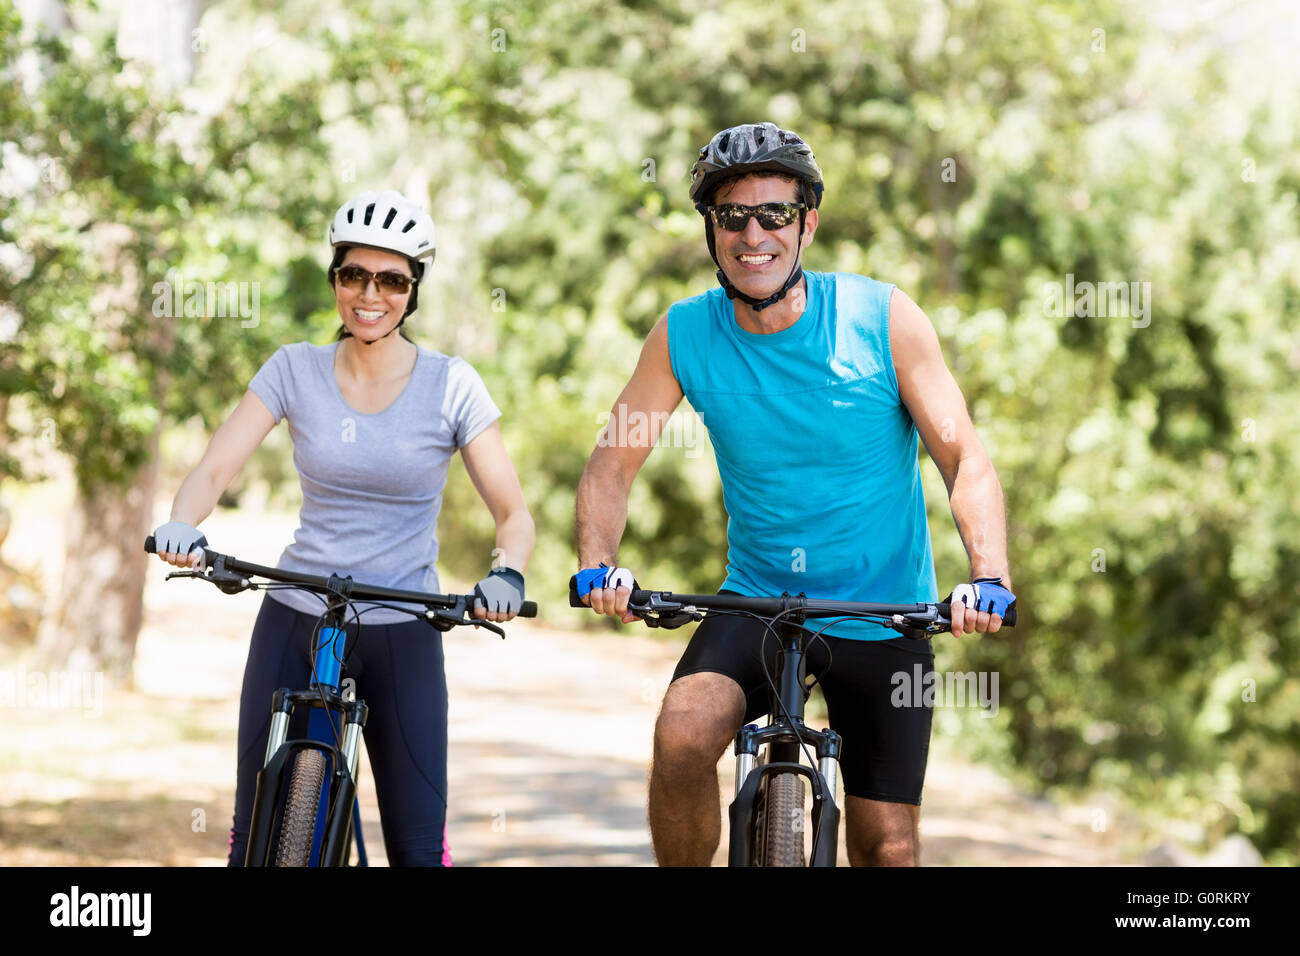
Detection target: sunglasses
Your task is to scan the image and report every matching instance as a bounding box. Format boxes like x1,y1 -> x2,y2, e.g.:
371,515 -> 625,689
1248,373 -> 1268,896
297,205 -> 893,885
332,264 -> 416,295
708,202 -> 807,232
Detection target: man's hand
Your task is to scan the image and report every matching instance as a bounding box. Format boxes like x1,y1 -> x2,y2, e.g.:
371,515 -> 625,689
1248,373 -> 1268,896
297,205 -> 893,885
575,565 -> 639,625
946,577 -> 1015,637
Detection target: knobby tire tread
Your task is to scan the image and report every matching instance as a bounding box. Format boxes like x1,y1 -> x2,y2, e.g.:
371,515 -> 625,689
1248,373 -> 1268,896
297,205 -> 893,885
275,749 -> 327,867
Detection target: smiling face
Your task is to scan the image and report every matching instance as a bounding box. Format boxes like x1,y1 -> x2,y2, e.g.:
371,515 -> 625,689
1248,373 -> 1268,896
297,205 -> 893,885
710,174 -> 818,302
331,246 -> 415,343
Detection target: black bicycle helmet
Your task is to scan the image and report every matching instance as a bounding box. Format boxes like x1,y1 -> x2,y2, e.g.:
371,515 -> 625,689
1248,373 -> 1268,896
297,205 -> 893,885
688,123 -> 824,311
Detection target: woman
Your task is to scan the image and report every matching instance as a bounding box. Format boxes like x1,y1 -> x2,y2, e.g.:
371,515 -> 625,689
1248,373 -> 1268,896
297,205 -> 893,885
149,189 -> 535,866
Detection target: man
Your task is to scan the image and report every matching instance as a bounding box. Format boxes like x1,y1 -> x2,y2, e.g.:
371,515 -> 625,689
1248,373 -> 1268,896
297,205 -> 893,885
574,123 -> 1015,866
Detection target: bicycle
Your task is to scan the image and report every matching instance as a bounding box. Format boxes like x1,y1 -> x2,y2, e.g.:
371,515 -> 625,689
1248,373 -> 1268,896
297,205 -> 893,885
570,581 -> 1017,866
146,535 -> 537,866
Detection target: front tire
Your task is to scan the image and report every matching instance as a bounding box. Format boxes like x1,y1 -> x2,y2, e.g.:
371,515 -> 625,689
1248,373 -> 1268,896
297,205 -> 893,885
275,749 -> 327,866
760,771 -> 806,866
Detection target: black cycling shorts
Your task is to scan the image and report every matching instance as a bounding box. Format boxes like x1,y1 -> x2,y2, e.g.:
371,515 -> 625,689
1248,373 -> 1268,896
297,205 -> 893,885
670,597 -> 935,804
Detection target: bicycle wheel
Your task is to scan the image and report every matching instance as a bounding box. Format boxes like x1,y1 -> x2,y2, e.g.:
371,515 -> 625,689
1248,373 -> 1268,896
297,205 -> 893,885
760,771 -> 806,866
275,748 -> 327,867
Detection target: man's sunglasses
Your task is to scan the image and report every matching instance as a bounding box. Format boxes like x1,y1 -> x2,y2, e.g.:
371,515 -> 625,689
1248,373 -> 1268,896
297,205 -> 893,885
332,264 -> 416,295
707,202 -> 807,232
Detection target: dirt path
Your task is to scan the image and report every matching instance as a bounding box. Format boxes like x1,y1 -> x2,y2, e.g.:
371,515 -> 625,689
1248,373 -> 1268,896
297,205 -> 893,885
0,496 -> 1146,866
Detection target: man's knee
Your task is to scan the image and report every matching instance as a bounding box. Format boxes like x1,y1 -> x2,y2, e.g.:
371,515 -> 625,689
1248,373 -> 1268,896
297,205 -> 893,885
845,795 -> 921,867
653,673 -> 745,774
851,830 -> 917,866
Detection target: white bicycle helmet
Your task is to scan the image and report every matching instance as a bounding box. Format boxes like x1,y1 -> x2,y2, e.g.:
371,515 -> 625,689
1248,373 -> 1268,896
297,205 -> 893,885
328,189 -> 436,262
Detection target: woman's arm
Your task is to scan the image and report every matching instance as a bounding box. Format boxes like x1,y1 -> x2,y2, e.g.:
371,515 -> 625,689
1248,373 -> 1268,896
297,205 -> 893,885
160,389 -> 277,566
459,421 -> 535,619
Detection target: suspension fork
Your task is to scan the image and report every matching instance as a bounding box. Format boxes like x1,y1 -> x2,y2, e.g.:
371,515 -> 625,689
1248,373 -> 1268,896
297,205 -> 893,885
729,614 -> 843,865
262,600 -> 362,770
257,599 -> 369,865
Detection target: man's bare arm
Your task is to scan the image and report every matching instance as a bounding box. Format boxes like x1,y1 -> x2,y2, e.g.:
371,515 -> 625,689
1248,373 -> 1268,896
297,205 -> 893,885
889,288 -> 1011,634
575,313 -> 684,618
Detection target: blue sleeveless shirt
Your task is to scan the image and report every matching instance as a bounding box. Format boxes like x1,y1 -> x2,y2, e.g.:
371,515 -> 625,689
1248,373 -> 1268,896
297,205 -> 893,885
666,271 -> 937,640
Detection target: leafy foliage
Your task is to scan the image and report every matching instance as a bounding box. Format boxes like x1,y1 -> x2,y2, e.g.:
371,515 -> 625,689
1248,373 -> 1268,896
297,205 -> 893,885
3,0 -> 1297,859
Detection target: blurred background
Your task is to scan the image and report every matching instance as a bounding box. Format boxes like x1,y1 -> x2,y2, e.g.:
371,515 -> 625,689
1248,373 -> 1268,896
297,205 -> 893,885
1,0 -> 1296,865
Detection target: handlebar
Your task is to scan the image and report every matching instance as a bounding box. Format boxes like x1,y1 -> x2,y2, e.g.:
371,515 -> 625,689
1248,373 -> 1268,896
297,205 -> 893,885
146,535 -> 537,636
567,577 -> 1016,636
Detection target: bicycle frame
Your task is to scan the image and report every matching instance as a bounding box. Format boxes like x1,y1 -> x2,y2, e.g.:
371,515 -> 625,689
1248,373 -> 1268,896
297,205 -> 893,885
244,597 -> 370,867
726,617 -> 842,867
568,583 -> 1006,867
148,537 -> 536,868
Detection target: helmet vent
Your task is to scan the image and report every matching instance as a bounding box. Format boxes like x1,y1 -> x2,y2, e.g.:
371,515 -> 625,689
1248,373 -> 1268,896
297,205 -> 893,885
328,190 -> 437,262
719,132 -> 731,152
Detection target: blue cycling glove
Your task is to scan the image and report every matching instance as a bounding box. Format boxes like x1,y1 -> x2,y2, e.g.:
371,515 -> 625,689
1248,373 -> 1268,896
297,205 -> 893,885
947,577 -> 1016,618
574,563 -> 638,598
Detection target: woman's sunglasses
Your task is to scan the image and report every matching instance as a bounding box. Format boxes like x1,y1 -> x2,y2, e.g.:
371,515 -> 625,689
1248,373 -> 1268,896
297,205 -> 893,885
332,264 -> 416,295
707,202 -> 807,232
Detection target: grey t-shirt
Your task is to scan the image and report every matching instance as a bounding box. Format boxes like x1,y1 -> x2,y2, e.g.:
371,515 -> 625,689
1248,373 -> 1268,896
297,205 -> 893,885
248,340 -> 501,623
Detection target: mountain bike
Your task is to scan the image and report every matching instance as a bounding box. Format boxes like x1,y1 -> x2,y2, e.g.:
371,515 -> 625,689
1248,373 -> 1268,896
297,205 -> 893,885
146,536 -> 536,866
571,582 -> 1017,866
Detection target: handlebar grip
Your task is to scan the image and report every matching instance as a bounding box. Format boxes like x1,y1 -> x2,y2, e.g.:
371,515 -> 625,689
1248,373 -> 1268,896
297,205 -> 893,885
519,601 -> 538,617
938,601 -> 1017,627
568,576 -> 584,608
144,533 -> 210,567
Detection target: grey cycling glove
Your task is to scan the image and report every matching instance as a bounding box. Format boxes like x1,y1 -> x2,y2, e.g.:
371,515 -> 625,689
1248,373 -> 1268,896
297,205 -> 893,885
152,520 -> 208,561
473,567 -> 526,615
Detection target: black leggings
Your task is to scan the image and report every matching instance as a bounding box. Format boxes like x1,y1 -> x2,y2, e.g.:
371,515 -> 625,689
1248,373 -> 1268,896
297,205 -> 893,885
227,594 -> 452,866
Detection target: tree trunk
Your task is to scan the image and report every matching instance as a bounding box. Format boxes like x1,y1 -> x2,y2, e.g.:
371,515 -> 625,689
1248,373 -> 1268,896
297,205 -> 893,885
31,0 -> 204,683
36,430 -> 160,683
35,215 -> 180,684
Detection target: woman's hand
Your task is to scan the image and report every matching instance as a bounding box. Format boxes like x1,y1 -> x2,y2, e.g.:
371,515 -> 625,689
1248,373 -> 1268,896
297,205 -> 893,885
472,567 -> 526,622
151,520 -> 208,568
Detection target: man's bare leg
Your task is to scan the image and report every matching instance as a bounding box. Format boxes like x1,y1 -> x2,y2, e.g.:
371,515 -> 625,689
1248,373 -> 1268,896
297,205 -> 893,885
845,795 -> 922,866
647,672 -> 746,866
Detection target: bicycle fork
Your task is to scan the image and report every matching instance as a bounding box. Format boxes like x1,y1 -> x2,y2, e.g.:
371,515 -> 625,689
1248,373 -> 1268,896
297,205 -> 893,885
245,616 -> 370,866
727,626 -> 843,866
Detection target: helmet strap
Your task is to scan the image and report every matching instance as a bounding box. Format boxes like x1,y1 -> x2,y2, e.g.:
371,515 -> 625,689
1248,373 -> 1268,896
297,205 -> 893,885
706,208 -> 807,313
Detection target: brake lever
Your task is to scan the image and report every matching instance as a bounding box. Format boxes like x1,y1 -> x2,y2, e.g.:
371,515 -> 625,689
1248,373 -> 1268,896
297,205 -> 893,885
631,594 -> 702,628
206,565 -> 252,594
426,607 -> 507,638
643,611 -> 699,629
469,618 -> 506,638
891,610 -> 948,640
163,563 -> 249,594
